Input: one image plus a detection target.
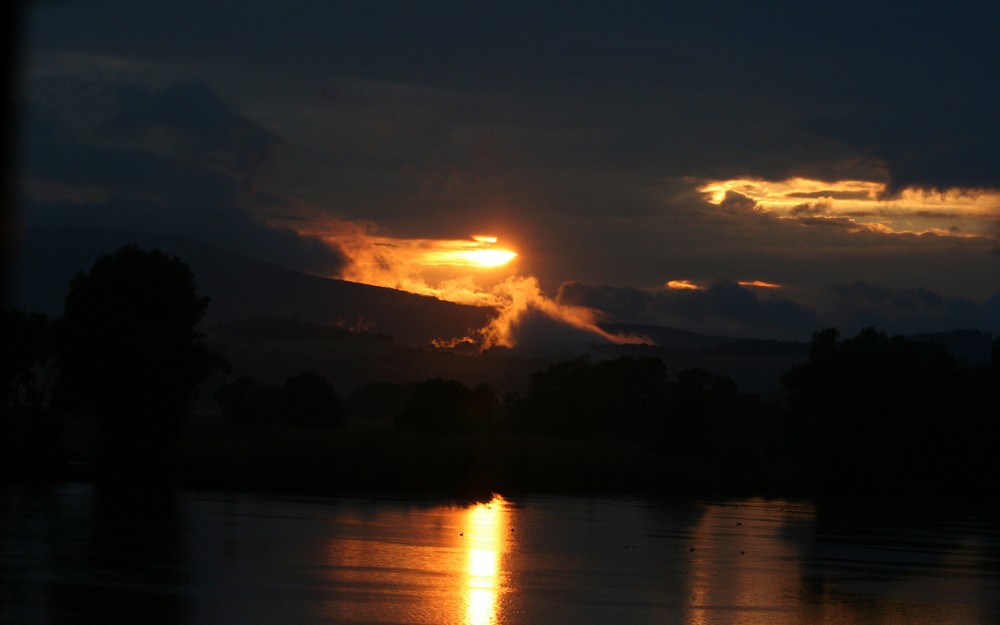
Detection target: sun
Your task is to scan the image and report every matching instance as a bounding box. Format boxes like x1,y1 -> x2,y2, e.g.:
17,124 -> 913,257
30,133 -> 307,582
462,248 -> 518,267
420,236 -> 518,268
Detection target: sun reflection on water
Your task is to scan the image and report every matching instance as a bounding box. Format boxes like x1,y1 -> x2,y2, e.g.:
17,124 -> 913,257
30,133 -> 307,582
464,495 -> 508,625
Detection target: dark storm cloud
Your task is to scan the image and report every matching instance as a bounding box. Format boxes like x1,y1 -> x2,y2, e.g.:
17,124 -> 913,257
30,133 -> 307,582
717,192 -> 760,216
20,76 -> 342,275
829,281 -> 1000,334
835,282 -> 944,311
557,280 -> 819,340
32,0 -> 1000,192
25,77 -> 275,195
99,80 -> 278,188
557,278 -> 1000,339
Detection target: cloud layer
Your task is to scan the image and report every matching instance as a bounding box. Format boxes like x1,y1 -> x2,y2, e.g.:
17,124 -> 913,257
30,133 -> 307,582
557,280 -> 1000,339
13,1 -> 1000,341
19,76 -> 343,276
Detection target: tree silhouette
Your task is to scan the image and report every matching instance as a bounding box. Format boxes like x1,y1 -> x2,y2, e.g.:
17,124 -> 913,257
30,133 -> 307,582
274,371 -> 344,427
56,246 -> 226,483
781,326 -> 996,492
516,356 -> 668,439
395,378 -> 497,434
215,375 -> 276,426
216,371 -> 344,428
346,381 -> 416,421
657,368 -> 737,454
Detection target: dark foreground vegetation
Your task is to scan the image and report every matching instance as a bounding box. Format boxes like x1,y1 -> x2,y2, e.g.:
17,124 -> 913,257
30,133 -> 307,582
3,246 -> 999,499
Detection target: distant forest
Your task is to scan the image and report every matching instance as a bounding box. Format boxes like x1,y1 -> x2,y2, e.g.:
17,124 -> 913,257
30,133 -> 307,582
3,247 -> 998,497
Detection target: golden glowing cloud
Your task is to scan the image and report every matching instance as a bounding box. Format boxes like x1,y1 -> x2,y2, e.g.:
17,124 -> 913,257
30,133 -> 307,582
698,177 -> 1000,237
304,223 -> 520,305
738,280 -> 781,288
666,279 -> 704,290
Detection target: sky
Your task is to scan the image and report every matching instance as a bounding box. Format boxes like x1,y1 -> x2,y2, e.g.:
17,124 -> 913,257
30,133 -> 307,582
10,0 -> 1000,341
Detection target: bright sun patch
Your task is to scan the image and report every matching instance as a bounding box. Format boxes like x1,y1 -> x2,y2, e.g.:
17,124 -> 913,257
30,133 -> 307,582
698,177 -> 1000,237
423,245 -> 518,268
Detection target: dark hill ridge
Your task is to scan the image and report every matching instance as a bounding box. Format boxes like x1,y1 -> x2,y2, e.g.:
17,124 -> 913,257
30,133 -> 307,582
11,226 -> 492,345
10,227 -> 992,397
203,317 -> 553,396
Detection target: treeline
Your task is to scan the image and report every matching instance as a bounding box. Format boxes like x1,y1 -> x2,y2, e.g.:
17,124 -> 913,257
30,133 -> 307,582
338,331 -> 1000,494
216,373 -> 343,428
781,328 -> 1000,494
3,245 -> 999,496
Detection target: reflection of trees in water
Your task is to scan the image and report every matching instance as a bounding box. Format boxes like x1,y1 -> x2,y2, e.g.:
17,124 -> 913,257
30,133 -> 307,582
44,486 -> 191,625
684,498 -> 816,625
758,500 -> 994,624
681,498 -> 993,624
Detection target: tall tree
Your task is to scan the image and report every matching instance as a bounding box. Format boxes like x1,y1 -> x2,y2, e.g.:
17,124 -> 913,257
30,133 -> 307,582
56,246 -> 225,482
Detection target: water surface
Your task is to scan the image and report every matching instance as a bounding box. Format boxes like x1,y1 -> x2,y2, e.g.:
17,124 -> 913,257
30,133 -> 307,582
3,485 -> 998,624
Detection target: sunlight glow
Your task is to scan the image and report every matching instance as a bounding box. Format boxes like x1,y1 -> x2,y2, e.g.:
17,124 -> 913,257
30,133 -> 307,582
698,177 -> 1000,237
298,219 -> 651,349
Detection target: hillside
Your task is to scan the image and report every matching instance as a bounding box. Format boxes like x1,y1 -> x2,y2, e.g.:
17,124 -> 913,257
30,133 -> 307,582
10,226 -> 492,345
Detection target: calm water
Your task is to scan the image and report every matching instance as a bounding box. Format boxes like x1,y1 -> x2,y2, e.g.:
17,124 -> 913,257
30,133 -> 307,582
2,485 -> 999,624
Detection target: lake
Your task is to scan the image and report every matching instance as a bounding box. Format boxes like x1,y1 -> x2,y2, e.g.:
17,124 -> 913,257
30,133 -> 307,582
3,485 -> 999,624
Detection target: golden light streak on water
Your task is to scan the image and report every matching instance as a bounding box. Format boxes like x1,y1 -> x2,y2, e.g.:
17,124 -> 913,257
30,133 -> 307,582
464,495 -> 508,625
